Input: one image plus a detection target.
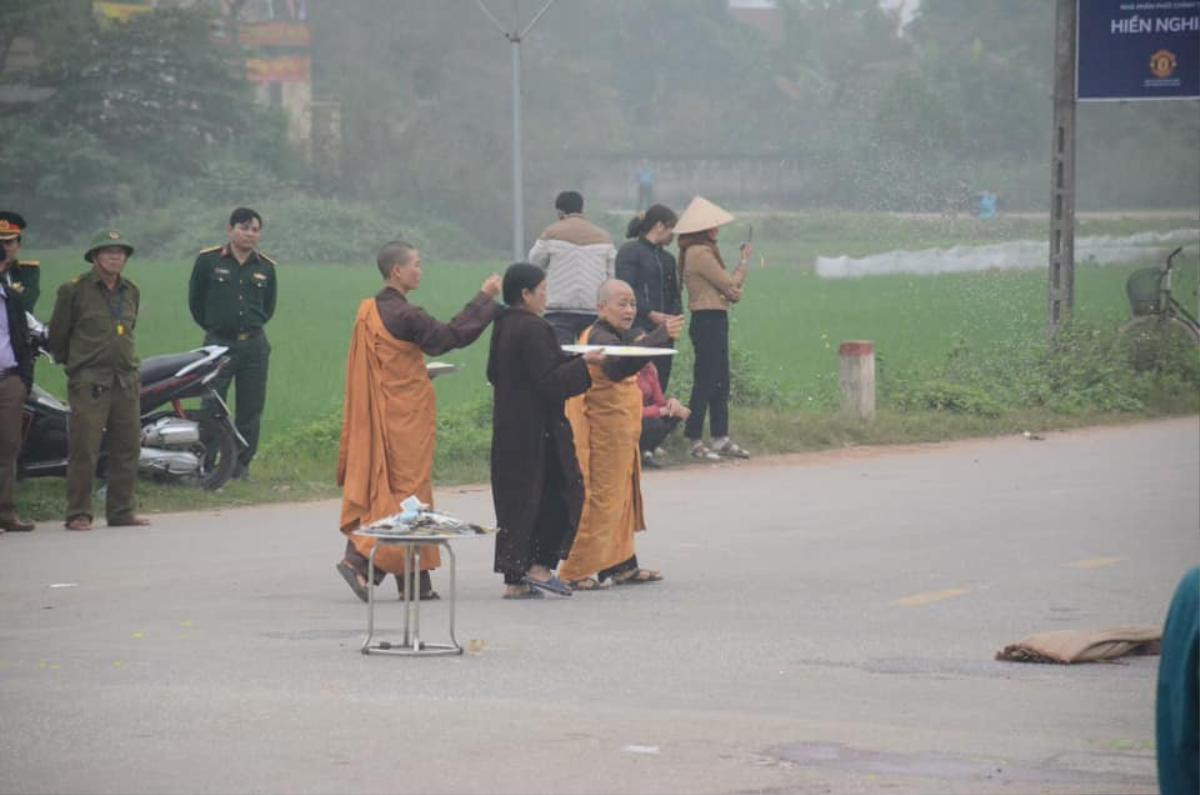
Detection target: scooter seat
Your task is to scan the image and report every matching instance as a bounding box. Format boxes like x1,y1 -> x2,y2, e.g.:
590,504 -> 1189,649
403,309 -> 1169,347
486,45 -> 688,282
140,351 -> 207,385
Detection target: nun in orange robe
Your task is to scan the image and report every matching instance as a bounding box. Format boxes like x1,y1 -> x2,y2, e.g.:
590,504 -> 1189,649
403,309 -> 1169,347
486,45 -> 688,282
335,242 -> 499,601
559,279 -> 674,588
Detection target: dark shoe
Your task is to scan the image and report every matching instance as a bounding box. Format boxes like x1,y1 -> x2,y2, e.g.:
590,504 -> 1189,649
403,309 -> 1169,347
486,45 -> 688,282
336,560 -> 369,603
641,451 -> 662,470
233,463 -> 250,481
0,517 -> 35,532
522,573 -> 573,597
65,516 -> 93,531
108,516 -> 151,527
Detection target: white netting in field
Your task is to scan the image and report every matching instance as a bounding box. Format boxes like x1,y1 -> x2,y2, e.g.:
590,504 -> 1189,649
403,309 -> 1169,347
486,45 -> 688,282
814,228 -> 1199,279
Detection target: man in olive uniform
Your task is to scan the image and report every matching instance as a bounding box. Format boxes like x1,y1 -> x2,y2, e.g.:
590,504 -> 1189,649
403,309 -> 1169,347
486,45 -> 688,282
47,230 -> 148,531
188,207 -> 277,479
0,211 -> 41,312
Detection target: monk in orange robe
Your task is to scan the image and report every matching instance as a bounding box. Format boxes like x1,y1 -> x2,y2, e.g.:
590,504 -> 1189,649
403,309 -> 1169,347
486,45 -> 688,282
336,240 -> 500,602
559,279 -> 682,590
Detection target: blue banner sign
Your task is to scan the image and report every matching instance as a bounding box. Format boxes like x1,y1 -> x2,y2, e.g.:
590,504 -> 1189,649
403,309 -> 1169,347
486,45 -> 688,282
1077,0 -> 1199,100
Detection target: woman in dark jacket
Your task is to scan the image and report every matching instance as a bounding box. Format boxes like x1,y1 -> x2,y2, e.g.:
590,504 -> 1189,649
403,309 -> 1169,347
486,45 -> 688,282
614,204 -> 682,390
488,263 -> 605,599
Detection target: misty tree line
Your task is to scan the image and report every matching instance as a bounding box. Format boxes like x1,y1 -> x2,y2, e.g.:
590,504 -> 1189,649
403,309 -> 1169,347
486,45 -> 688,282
0,0 -> 1196,251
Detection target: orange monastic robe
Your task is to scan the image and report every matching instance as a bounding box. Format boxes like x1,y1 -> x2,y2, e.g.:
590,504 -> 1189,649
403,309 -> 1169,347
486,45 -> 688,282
559,326 -> 645,580
336,299 -> 440,573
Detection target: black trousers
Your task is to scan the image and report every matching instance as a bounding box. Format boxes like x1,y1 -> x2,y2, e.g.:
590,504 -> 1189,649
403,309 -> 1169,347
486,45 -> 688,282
502,447 -> 572,585
685,310 -> 730,440
652,353 -> 674,393
544,312 -> 596,346
640,416 -> 680,452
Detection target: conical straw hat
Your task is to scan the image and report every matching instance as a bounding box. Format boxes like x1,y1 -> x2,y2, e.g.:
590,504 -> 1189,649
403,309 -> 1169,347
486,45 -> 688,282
673,196 -> 734,235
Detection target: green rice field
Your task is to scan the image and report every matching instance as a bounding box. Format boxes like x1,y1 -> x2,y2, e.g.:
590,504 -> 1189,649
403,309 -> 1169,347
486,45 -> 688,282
25,213 -> 1199,436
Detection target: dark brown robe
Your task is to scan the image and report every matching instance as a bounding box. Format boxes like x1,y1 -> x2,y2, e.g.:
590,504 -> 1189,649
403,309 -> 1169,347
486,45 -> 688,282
487,307 -> 591,577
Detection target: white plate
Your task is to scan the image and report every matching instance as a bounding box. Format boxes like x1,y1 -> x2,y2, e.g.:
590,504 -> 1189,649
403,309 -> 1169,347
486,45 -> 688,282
426,361 -> 458,378
562,344 -> 677,357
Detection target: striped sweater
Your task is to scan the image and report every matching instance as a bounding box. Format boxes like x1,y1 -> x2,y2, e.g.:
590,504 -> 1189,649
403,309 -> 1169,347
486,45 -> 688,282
527,214 -> 616,313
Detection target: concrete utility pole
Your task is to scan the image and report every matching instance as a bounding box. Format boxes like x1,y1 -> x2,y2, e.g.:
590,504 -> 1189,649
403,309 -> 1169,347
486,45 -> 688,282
1048,0 -> 1077,337
474,0 -> 558,262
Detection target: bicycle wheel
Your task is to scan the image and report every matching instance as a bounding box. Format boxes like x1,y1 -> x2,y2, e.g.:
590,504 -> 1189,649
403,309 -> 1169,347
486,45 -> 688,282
1118,315 -> 1200,371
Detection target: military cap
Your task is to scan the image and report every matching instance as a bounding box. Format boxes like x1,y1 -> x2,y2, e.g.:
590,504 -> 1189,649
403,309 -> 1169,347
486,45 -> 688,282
0,211 -> 26,241
84,229 -> 135,262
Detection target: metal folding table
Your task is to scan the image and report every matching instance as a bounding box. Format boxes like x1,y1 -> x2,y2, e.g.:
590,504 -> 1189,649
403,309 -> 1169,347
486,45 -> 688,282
353,528 -> 475,656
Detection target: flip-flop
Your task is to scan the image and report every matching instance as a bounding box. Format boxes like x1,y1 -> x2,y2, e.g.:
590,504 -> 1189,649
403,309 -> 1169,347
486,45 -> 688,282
335,560 -> 369,603
566,576 -> 611,592
502,586 -> 544,600
613,568 -> 664,585
522,573 -> 573,596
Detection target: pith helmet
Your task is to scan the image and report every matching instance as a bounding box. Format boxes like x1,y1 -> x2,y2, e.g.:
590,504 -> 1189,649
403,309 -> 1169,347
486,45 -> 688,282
673,196 -> 735,235
84,229 -> 135,263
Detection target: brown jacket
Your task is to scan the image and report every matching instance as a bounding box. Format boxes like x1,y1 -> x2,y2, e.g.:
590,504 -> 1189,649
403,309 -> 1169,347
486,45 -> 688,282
680,243 -> 746,312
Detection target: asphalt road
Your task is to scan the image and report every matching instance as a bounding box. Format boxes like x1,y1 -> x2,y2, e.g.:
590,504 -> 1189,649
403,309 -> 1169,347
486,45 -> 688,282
1,417 -> 1196,794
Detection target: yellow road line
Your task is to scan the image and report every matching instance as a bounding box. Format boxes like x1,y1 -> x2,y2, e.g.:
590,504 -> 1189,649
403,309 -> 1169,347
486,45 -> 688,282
889,587 -> 972,608
1066,556 -> 1123,569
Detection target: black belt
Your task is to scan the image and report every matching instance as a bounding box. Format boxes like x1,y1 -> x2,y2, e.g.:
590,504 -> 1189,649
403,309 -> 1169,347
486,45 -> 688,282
1,366 -> 20,378
211,328 -> 263,343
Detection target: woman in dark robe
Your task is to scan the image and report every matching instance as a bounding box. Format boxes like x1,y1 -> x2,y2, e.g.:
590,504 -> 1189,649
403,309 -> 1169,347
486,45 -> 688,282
488,263 -> 605,599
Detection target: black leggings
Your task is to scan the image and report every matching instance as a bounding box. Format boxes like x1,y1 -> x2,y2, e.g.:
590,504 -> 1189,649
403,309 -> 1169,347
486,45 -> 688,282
640,416 -> 680,452
685,310 -> 730,440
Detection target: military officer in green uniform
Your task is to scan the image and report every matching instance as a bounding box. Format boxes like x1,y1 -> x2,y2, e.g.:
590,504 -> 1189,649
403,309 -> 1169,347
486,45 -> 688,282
0,211 -> 41,312
188,207 -> 276,479
47,230 -> 149,531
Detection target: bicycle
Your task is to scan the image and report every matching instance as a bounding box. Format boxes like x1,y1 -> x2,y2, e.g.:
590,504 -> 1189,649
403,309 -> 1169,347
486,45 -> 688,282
1118,246 -> 1200,370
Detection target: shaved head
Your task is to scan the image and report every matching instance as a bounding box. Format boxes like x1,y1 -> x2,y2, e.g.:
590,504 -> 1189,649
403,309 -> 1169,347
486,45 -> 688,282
596,279 -> 637,331
596,279 -> 634,307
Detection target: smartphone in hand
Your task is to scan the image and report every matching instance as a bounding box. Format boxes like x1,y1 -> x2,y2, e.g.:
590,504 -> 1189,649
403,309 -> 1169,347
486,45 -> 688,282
740,223 -> 754,253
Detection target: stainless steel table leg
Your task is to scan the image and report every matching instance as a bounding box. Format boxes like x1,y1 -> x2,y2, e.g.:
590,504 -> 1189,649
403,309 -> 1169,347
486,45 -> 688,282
361,543 -> 378,654
412,546 -> 422,650
401,546 -> 413,648
446,541 -> 460,653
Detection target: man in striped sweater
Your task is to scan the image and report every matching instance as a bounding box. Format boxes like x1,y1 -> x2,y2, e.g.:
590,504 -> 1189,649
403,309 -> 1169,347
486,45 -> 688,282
528,191 -> 616,345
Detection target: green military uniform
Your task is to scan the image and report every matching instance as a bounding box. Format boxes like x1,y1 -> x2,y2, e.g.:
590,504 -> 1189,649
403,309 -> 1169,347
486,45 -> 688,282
0,212 -> 39,312
1,260 -> 40,313
47,231 -> 141,525
188,244 -> 277,473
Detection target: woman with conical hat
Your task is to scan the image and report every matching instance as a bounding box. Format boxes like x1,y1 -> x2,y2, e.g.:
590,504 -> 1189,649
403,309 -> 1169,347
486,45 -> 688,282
675,196 -> 753,460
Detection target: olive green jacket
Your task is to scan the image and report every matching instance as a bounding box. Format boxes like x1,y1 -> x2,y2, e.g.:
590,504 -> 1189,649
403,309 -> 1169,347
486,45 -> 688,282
188,245 -> 277,338
47,269 -> 140,381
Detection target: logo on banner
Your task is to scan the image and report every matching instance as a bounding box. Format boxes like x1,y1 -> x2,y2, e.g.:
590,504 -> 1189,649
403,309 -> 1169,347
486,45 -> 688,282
1149,49 -> 1178,79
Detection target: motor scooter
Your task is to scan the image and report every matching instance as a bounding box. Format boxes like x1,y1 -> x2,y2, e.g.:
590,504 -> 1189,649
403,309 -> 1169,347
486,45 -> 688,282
19,315 -> 247,490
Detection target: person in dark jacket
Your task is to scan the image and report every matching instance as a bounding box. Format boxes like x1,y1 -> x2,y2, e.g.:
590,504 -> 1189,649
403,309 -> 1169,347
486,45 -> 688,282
487,263 -> 604,599
614,204 -> 683,390
0,273 -> 35,532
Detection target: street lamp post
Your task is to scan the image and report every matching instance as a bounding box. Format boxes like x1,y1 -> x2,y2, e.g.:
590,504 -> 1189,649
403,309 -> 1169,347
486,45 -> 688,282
474,0 -> 558,263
